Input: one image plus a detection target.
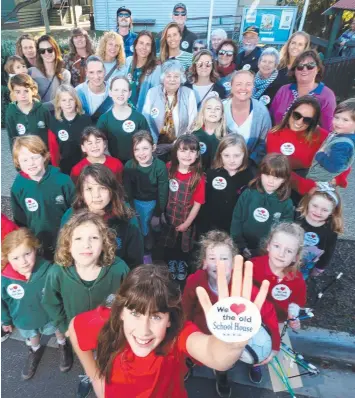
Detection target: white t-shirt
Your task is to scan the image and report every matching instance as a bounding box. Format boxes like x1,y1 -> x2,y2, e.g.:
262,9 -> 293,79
88,88 -> 106,115
230,110 -> 254,144
192,84 -> 213,105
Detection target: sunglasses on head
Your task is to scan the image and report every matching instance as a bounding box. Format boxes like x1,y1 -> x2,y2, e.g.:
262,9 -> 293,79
196,60 -> 212,68
218,50 -> 234,57
296,62 -> 317,71
39,47 -> 54,55
292,111 -> 314,125
118,12 -> 130,18
173,11 -> 186,16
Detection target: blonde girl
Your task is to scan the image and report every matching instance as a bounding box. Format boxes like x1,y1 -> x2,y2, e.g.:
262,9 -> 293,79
50,84 -> 92,175
191,96 -> 227,170
296,186 -> 343,278
199,135 -> 253,234
1,228 -> 72,379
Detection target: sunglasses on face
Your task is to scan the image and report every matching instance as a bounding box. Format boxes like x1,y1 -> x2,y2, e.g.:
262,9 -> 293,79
292,111 -> 314,125
196,61 -> 212,68
118,13 -> 130,18
296,62 -> 317,71
39,47 -> 54,55
218,50 -> 234,57
173,11 -> 186,16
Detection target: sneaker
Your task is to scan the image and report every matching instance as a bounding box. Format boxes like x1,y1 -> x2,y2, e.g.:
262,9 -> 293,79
176,261 -> 187,281
168,260 -> 177,279
58,340 -> 73,372
1,329 -> 10,343
22,346 -> 45,380
214,370 -> 231,398
77,375 -> 92,398
249,365 -> 263,384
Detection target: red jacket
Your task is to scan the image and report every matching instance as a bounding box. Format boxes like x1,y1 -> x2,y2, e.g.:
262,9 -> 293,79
182,269 -> 280,351
266,127 -> 350,195
1,214 -> 18,242
251,255 -> 307,321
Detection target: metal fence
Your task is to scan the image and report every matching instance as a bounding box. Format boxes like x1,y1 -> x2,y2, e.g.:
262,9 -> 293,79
323,56 -> 355,101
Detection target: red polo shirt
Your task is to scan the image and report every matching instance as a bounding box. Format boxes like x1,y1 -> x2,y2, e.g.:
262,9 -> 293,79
251,255 -> 307,321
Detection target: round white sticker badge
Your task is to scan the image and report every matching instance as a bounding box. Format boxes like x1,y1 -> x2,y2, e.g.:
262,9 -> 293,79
25,198 -> 39,212
37,121 -> 45,128
223,82 -> 231,90
122,120 -> 136,133
16,123 -> 26,135
181,41 -> 189,50
212,176 -> 227,190
169,179 -> 179,192
280,143 -> 295,156
253,207 -> 269,222
199,142 -> 207,155
151,107 -> 159,119
130,45 -> 134,53
58,130 -> 69,141
260,95 -> 270,106
127,73 -> 132,83
304,232 -> 319,246
242,64 -> 251,71
271,284 -> 291,301
206,296 -> 262,343
7,284 -> 25,300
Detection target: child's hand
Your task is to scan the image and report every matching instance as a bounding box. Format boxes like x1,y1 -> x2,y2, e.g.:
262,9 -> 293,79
176,222 -> 189,232
196,255 -> 270,347
256,349 -> 279,366
2,325 -> 13,333
150,216 -> 160,229
160,213 -> 167,225
92,377 -> 105,398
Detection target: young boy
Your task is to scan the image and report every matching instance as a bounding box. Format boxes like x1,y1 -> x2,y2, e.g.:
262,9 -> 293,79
307,98 -> 355,182
70,126 -> 123,184
10,136 -> 75,260
6,74 -> 51,151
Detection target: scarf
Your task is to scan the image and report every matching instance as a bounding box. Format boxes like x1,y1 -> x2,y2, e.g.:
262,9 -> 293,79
217,63 -> 236,78
159,90 -> 178,144
252,70 -> 278,100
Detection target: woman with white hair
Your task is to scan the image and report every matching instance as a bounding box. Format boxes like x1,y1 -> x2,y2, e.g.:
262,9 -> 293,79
252,47 -> 286,108
211,29 -> 228,58
143,60 -> 197,159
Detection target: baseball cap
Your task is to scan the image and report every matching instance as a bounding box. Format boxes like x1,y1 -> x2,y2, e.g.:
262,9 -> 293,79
173,3 -> 187,13
117,6 -> 131,17
243,26 -> 260,36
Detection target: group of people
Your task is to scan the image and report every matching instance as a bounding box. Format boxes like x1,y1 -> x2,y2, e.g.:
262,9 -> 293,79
2,3 -> 355,398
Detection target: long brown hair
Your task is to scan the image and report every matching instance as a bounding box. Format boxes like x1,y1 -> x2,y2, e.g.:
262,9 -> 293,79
160,22 -> 181,63
96,264 -> 184,382
212,134 -> 248,171
131,31 -> 159,84
297,189 -> 343,234
188,49 -> 219,84
249,153 -> 291,201
15,34 -> 37,60
278,31 -> 311,70
36,35 -> 65,80
68,27 -> 95,57
270,95 -> 322,144
73,164 -> 134,220
169,135 -> 203,192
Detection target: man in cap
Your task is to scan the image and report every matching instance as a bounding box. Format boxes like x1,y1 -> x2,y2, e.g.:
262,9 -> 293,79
235,26 -> 262,73
156,3 -> 197,53
116,6 -> 137,57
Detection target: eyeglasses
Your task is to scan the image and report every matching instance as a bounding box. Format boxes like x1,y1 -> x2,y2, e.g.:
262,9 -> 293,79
196,61 -> 212,68
173,11 -> 186,16
292,111 -> 314,125
118,12 -> 130,18
296,62 -> 317,71
39,47 -> 54,55
218,50 -> 234,57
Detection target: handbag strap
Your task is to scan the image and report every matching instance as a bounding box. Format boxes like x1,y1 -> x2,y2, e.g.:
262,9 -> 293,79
41,75 -> 56,99
104,61 -> 119,82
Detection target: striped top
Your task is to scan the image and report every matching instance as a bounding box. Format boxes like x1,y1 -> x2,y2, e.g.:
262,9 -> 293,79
171,51 -> 193,71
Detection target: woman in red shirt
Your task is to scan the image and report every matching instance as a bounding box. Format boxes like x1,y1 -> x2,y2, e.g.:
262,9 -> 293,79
69,261 -> 269,398
266,96 -> 350,202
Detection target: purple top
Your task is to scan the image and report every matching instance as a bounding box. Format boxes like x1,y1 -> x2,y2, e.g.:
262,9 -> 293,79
270,83 -> 336,132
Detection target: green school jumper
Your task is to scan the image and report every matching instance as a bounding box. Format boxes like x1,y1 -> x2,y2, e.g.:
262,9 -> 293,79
6,101 -> 51,149
97,109 -> 150,163
193,128 -> 220,170
42,257 -> 129,333
11,165 -> 75,258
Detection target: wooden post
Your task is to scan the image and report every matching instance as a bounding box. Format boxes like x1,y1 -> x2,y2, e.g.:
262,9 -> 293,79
326,10 -> 342,59
40,0 -> 51,33
69,0 -> 78,27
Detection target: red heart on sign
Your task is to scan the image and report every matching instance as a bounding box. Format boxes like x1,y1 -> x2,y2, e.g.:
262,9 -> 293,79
261,210 -> 265,214
311,234 -> 315,238
280,287 -> 285,291
230,303 -> 246,315
13,286 -> 18,289
219,178 -> 223,182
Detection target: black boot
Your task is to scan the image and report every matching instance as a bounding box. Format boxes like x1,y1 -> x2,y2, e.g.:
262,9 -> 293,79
214,370 -> 231,398
22,346 -> 45,380
58,340 -> 73,372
